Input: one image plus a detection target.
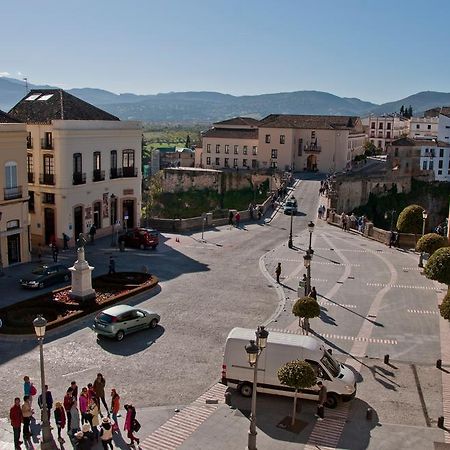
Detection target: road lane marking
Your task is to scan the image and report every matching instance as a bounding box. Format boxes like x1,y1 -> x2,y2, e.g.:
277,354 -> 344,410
367,282 -> 436,290
407,309 -> 438,315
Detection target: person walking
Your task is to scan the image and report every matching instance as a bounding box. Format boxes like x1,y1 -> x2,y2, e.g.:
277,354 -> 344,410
52,243 -> 59,263
93,373 -> 108,415
124,404 -> 140,447
228,210 -> 234,227
21,396 -> 33,441
108,256 -> 116,275
37,385 -> 53,422
63,233 -> 70,250
309,286 -> 317,301
64,387 -> 74,430
87,397 -> 100,442
316,381 -> 327,420
79,387 -> 89,424
10,397 -> 23,449
275,262 -> 282,284
99,417 -> 114,450
234,211 -> 241,228
54,401 -> 66,443
70,381 -> 79,400
110,389 -> 120,433
89,224 -> 97,244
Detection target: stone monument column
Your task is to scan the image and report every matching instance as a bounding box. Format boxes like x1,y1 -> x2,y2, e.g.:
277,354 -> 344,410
69,234 -> 95,302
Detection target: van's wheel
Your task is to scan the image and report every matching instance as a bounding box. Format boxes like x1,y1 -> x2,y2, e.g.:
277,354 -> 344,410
239,383 -> 253,398
116,330 -> 125,341
325,393 -> 338,409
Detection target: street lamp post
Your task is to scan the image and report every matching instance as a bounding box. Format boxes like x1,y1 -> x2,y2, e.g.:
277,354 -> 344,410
307,221 -> 315,254
33,315 -> 56,450
303,251 -> 312,296
245,326 -> 269,450
288,212 -> 294,248
419,210 -> 428,268
384,209 -> 396,233
110,194 -> 117,247
201,215 -> 206,241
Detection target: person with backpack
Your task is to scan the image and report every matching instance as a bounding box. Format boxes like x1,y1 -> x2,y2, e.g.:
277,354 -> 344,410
124,404 -> 140,447
23,376 -> 36,406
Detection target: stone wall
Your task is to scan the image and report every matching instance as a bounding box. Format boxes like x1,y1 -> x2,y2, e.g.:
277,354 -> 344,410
162,168 -> 222,193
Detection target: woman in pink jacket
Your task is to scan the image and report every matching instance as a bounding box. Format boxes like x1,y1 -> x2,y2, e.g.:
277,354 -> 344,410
124,404 -> 139,446
79,387 -> 89,424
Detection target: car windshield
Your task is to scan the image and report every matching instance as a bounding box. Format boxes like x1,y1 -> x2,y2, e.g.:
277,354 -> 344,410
320,351 -> 341,378
96,313 -> 115,323
32,267 -> 48,275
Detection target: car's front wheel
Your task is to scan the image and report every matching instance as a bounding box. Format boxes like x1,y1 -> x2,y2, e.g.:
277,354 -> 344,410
116,330 -> 125,341
149,318 -> 158,329
325,393 -> 339,409
38,282 -> 45,289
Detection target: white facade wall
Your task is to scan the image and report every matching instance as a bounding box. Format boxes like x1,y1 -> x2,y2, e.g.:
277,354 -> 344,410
420,144 -> 450,182
409,117 -> 438,139
438,114 -> 450,144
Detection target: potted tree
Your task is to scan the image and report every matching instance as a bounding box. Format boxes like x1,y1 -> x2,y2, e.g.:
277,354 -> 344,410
292,296 -> 321,335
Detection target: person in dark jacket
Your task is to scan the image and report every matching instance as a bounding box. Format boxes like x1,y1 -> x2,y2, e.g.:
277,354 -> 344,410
38,385 -> 53,422
309,286 -> 317,301
93,373 -> 108,414
54,401 -> 66,443
10,397 -> 23,449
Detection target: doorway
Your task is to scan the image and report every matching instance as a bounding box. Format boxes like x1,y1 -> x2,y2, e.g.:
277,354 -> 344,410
306,155 -> 318,171
7,234 -> 21,264
74,206 -> 84,240
44,208 -> 55,244
122,199 -> 135,230
93,202 -> 102,229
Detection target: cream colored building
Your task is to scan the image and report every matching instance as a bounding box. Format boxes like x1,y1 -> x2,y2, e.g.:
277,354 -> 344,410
8,90 -> 142,247
362,115 -> 409,151
257,114 -> 365,173
0,110 -> 31,267
200,117 -> 260,170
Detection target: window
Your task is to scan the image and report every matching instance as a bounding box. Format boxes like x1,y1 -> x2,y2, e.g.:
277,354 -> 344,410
428,125 -> 431,130
29,191 -> 35,213
243,159 -> 248,167
416,124 -> 420,129
280,135 -> 285,144
224,158 -> 229,167
394,148 -> 399,157
271,149 -> 278,159
27,131 -> 32,149
225,145 -> 230,154
378,140 -> 382,147
93,201 -> 102,229
371,122 -> 375,129
234,145 -> 239,154
233,158 -> 238,168
42,192 -> 55,204
206,157 -> 211,165
379,123 -> 383,130
270,161 -> 278,168
215,157 -> 220,166
216,144 -> 220,153
27,154 -> 34,182
298,138 -> 303,156
73,153 -> 82,173
422,161 -> 428,170
440,148 -> 444,158
206,144 -> 211,153
252,146 -> 257,155
386,131 -> 391,138
243,146 -> 248,155
42,132 -> 53,149
429,160 -> 434,170
122,150 -> 135,167
93,151 -> 101,170
5,161 -> 18,189
439,160 -> 443,169
265,134 -> 271,143
311,131 -> 316,139
252,159 -> 257,169
387,123 -> 391,130
6,220 -> 19,229
438,170 -> 443,175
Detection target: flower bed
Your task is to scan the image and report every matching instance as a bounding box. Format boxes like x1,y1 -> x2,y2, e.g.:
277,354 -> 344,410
0,272 -> 158,335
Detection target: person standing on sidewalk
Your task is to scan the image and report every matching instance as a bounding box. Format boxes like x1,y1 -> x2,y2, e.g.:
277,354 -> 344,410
99,417 -> 114,450
309,286 -> 317,301
316,381 -> 327,420
21,396 -> 33,441
62,233 -> 70,250
275,262 -> 282,284
64,387 -> 74,430
52,243 -> 59,263
10,397 -> 23,449
79,387 -> 89,424
54,401 -> 66,444
89,224 -> 97,244
108,256 -> 116,275
93,373 -> 108,415
235,211 -> 241,228
38,384 -> 53,422
110,389 -> 120,432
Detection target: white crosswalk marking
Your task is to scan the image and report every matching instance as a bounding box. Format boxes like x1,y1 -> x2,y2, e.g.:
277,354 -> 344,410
407,309 -> 438,315
367,282 -> 436,290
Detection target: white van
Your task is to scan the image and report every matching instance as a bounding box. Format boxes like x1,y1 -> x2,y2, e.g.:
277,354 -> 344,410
221,328 -> 356,408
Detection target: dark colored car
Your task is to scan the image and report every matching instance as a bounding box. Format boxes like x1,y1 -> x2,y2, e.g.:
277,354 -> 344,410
20,264 -> 71,289
118,228 -> 159,250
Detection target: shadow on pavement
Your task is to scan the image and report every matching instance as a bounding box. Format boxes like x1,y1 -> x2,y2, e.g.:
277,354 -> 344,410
97,325 -> 165,356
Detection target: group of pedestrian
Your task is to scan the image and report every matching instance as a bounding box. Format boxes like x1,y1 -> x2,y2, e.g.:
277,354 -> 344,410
10,373 -> 141,449
248,203 -> 263,221
228,210 -> 241,228
339,212 -> 367,233
317,205 -> 326,219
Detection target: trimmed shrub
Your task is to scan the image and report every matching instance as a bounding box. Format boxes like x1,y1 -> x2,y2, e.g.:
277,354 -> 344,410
292,296 -> 321,319
396,204 -> 425,234
424,247 -> 450,286
416,233 -> 449,255
439,293 -> 450,320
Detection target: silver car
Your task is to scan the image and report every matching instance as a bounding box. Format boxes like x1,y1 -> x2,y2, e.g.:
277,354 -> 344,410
93,305 -> 160,341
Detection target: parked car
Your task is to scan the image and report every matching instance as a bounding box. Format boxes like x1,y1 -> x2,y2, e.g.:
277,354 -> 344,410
20,264 -> 71,289
93,305 -> 160,341
118,228 -> 159,249
283,196 -> 298,215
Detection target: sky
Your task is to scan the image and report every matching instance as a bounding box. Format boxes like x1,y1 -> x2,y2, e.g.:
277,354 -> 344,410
1,0 -> 449,104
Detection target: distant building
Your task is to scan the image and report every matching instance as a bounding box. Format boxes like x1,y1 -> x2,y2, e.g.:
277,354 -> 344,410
8,89 -> 142,247
408,116 -> 438,140
362,115 -> 409,151
0,110 -> 31,267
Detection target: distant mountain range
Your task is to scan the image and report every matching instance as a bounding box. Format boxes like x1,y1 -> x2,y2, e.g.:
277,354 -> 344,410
1,76 -> 449,123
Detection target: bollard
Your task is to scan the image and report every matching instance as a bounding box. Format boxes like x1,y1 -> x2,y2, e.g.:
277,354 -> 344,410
366,408 -> 373,421
437,359 -> 442,370
438,416 -> 445,429
384,354 -> 389,364
224,391 -> 232,406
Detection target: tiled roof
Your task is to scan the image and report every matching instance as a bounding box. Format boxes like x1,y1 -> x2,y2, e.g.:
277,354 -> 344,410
424,106 -> 450,118
213,117 -> 260,127
259,114 -> 361,130
202,128 -> 259,139
391,137 -> 450,147
8,89 -> 119,124
0,109 -> 22,123
440,107 -> 450,118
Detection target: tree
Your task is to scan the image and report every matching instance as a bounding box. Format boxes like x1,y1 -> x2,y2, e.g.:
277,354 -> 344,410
185,134 -> 191,148
363,141 -> 377,156
292,296 -> 321,335
407,105 -> 413,118
439,292 -> 450,320
416,233 -> 449,256
424,247 -> 450,289
400,105 -> 405,116
396,204 -> 425,235
278,360 -> 317,426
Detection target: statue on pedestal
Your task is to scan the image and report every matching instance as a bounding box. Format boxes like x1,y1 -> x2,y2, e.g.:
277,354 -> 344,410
76,233 -> 87,262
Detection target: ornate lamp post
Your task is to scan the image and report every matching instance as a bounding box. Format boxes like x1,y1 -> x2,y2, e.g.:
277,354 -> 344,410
110,194 -> 117,247
307,221 -> 315,254
245,326 -> 269,450
303,251 -> 312,296
288,211 -> 294,249
422,210 -> 428,236
33,315 -> 56,450
384,209 -> 396,233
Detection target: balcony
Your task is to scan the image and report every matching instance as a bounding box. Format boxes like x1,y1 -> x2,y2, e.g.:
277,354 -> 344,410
27,172 -> 35,183
40,139 -> 54,150
27,138 -> 33,149
72,172 -> 86,185
304,144 -> 322,153
110,168 -> 120,179
93,169 -> 105,182
122,166 -> 138,177
39,173 -> 55,185
4,186 -> 22,200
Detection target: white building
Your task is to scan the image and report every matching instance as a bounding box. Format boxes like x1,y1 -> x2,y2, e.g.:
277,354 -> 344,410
9,89 -> 142,247
362,115 -> 409,151
419,140 -> 450,182
408,116 -> 438,140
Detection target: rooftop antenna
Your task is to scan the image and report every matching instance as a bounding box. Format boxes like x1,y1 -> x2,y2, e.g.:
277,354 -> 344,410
23,77 -> 29,93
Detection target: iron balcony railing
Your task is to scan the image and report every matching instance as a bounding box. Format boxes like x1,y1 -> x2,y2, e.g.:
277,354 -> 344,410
39,173 -> 55,185
40,139 -> 53,150
4,186 -> 22,200
93,169 -> 105,182
27,172 -> 34,183
72,172 -> 86,185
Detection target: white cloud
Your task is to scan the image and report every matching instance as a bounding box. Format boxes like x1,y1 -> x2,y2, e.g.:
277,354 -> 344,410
0,72 -> 11,77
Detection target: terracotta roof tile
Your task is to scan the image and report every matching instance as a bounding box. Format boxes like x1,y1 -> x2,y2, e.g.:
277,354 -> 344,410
0,109 -> 22,123
213,117 -> 260,127
259,114 -> 361,130
202,128 -> 259,139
